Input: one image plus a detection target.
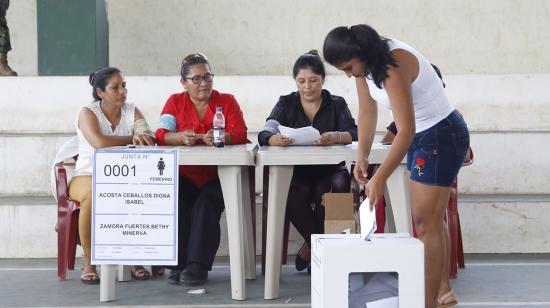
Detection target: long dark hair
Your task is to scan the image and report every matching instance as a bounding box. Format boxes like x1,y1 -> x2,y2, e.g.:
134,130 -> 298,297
323,24 -> 397,88
292,50 -> 326,79
89,67 -> 121,101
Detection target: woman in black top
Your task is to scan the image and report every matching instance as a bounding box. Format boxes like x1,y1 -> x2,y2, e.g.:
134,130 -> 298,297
258,50 -> 358,272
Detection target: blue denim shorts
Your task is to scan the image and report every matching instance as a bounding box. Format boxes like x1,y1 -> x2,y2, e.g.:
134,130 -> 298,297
407,110 -> 470,187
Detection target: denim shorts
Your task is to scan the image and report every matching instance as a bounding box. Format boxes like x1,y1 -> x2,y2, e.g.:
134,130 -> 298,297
407,110 -> 470,187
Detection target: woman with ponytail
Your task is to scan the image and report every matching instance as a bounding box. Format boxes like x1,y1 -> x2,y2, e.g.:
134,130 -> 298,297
258,50 -> 358,273
323,25 -> 469,308
69,67 -> 159,284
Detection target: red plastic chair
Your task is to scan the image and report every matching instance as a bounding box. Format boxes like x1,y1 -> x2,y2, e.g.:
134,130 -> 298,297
54,160 -> 80,281
447,147 -> 473,278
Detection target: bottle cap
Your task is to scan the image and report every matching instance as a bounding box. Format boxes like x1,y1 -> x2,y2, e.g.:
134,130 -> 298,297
216,107 -> 222,112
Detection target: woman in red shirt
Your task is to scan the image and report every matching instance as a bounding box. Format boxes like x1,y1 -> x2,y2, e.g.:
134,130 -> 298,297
155,53 -> 248,286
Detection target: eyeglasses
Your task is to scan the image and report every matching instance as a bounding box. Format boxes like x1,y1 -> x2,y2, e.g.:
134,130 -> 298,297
182,53 -> 208,65
183,73 -> 214,85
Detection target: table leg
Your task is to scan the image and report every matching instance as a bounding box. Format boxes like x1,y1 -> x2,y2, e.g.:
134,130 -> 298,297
118,265 -> 131,282
385,164 -> 412,234
99,264 -> 116,302
264,165 -> 294,300
218,166 -> 246,300
240,166 -> 257,280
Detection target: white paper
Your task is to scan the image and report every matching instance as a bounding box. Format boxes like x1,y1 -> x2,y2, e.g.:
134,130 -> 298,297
187,289 -> 207,294
278,125 -> 321,145
366,296 -> 398,308
91,149 -> 179,265
359,197 -> 377,241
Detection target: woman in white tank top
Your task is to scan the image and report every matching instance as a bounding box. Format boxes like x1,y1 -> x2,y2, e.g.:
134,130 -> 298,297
68,67 -> 159,284
324,25 -> 469,308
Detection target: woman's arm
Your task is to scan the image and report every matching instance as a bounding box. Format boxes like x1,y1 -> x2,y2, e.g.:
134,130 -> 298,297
335,97 -> 358,144
133,107 -> 156,146
155,95 -> 196,146
371,50 -> 416,184
78,108 -> 133,149
258,97 -> 293,146
223,95 -> 248,145
355,76 -> 378,178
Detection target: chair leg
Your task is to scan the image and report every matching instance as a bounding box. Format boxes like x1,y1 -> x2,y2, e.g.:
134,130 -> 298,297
457,213 -> 465,268
375,197 -> 386,233
57,214 -> 68,281
447,180 -> 459,278
67,209 -> 80,270
282,219 -> 290,265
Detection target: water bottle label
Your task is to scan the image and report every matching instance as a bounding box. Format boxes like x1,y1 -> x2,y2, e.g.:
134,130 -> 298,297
213,128 -> 225,147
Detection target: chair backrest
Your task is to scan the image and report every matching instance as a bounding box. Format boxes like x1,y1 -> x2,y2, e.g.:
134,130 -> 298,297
50,136 -> 79,201
55,162 -> 73,210
463,147 -> 474,167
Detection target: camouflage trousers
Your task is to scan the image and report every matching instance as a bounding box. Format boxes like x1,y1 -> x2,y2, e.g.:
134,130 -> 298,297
0,0 -> 11,53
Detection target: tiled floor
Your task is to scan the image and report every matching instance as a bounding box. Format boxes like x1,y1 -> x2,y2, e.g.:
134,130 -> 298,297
0,255 -> 549,307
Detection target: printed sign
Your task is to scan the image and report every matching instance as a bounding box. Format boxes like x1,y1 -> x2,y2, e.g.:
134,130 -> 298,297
91,148 -> 178,265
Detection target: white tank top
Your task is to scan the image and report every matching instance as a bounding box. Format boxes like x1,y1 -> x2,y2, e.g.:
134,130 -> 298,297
75,101 -> 135,176
367,39 -> 454,133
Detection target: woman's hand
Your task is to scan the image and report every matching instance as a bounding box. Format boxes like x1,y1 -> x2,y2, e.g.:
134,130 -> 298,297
314,132 -> 339,145
203,129 -> 214,146
132,133 -> 156,146
364,175 -> 385,210
181,130 -> 197,146
268,134 -> 294,146
353,157 -> 369,186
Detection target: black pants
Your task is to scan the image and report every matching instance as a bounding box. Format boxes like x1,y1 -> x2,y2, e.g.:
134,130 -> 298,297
167,176 -> 225,271
285,164 -> 350,246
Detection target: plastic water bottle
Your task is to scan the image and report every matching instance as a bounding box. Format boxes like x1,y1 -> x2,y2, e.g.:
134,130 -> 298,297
213,106 -> 225,148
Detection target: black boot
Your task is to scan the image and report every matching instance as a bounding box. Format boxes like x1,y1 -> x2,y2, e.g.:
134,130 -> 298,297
295,243 -> 311,272
182,263 -> 208,286
0,53 -> 17,76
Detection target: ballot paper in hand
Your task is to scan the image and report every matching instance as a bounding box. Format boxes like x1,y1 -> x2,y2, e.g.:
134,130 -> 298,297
360,197 -> 377,241
278,125 -> 321,145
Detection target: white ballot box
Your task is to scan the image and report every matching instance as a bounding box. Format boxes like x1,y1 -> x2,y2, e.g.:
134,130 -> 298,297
311,234 -> 424,308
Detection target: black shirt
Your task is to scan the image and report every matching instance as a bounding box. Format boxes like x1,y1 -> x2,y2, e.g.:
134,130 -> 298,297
257,89 -> 358,146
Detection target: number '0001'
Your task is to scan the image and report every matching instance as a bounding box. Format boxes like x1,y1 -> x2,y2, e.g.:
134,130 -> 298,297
103,165 -> 136,176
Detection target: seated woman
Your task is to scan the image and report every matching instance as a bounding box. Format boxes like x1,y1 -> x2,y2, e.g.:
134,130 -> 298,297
257,50 -> 358,272
69,67 -> 158,284
155,53 -> 248,286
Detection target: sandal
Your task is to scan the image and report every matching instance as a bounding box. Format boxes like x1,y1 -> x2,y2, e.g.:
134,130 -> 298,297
151,266 -> 165,277
437,290 -> 458,308
131,265 -> 151,280
81,256 -> 99,284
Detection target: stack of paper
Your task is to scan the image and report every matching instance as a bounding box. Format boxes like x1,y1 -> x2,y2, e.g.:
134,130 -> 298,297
278,125 -> 321,145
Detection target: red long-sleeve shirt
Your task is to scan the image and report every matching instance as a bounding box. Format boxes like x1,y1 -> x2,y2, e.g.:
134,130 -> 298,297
155,90 -> 248,187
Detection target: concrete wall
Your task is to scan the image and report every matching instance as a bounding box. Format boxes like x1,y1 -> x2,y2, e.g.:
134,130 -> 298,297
2,75 -> 550,196
5,0 -> 550,76
105,0 -> 550,75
